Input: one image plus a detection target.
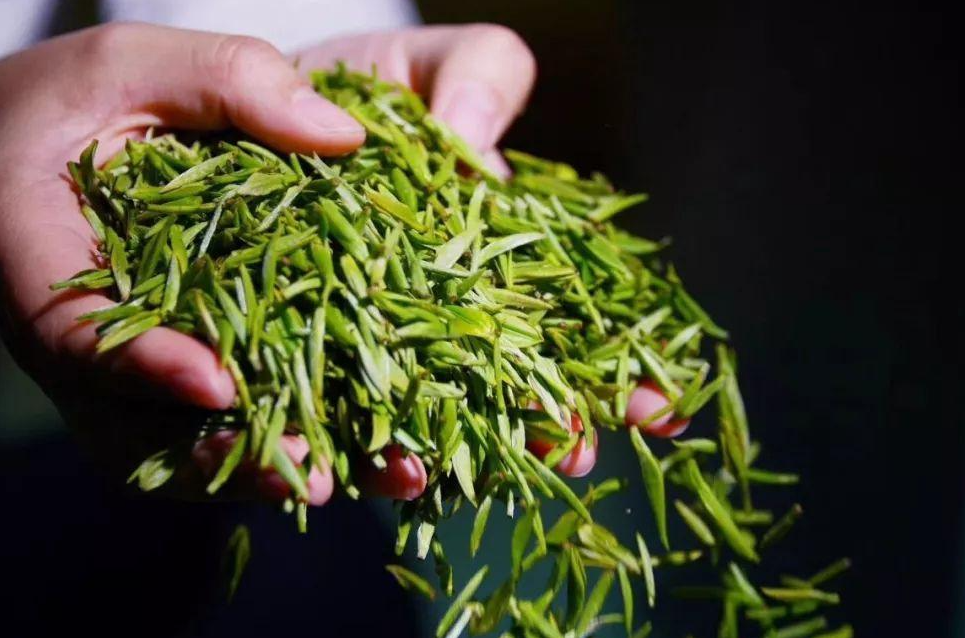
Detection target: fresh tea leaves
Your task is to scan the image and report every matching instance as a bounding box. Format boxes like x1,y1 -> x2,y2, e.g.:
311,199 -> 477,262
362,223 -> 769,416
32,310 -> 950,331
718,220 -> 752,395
58,65 -> 849,638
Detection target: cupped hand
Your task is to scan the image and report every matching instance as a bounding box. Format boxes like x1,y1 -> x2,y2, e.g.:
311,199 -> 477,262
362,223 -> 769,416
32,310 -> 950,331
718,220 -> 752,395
0,22 -> 542,505
294,24 -> 537,178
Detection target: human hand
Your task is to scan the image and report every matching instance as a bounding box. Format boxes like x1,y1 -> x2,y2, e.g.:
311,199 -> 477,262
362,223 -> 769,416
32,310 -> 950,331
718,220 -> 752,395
0,22 -> 367,504
294,24 -> 538,179
0,22 -> 548,507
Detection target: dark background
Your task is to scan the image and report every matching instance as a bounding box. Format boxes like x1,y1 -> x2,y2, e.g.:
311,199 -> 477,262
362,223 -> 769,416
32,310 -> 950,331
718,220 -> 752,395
1,1 -> 961,636
422,1 -> 961,634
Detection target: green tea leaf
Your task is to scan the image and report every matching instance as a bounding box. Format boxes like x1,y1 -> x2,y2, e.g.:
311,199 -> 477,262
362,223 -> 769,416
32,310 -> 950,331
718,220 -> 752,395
635,533 -> 656,608
674,499 -> 717,547
436,565 -> 488,638
524,450 -> 592,523
163,152 -> 233,191
452,440 -> 476,505
365,185 -> 426,231
470,494 -> 493,557
683,459 -> 759,561
475,231 -> 544,267
127,449 -> 175,492
64,69 -> 852,638
511,506 -> 536,579
574,570 -> 614,635
566,546 -> 587,627
618,563 -> 633,636
434,221 -> 482,270
105,227 -> 131,300
96,312 -> 161,353
223,524 -> 250,601
629,428 -> 668,549
386,564 -> 437,601
206,430 -> 248,494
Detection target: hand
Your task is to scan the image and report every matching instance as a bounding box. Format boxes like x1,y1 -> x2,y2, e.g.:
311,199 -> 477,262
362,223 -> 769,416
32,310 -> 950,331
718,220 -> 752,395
294,24 -> 538,178
0,22 -> 546,508
0,22 -> 368,504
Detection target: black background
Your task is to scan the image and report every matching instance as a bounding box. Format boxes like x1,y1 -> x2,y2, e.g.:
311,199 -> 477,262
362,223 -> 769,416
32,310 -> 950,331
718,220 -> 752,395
423,0 -> 964,635
1,1 -> 961,637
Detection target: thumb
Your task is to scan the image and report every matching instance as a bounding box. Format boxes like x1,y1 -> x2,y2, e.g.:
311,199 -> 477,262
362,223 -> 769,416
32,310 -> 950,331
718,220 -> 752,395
0,24 -> 366,412
79,23 -> 365,155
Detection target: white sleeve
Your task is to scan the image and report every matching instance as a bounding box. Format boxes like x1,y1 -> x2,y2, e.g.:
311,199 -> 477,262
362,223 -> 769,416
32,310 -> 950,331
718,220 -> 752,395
0,0 -> 58,57
101,0 -> 421,52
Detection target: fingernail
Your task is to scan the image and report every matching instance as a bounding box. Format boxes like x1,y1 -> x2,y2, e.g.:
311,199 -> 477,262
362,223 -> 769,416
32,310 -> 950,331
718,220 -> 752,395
437,82 -> 502,150
483,149 -> 513,180
278,435 -> 309,463
170,366 -> 235,410
291,86 -> 365,137
626,382 -> 673,429
212,367 -> 237,408
306,465 -> 334,506
200,366 -> 236,410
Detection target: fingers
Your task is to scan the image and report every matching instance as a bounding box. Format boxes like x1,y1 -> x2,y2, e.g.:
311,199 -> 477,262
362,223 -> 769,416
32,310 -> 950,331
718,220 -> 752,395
526,402 -> 599,478
358,445 -> 428,501
266,436 -> 333,505
295,24 -> 537,153
0,174 -> 235,409
1,22 -> 373,406
107,326 -> 235,409
626,381 -> 692,438
483,149 -> 513,180
49,297 -> 235,410
192,432 -> 333,506
529,376 -> 696,480
555,436 -> 598,478
4,22 -> 364,161
555,413 -> 599,478
193,435 -> 427,505
421,25 -> 536,152
626,380 -> 674,429
98,23 -> 364,155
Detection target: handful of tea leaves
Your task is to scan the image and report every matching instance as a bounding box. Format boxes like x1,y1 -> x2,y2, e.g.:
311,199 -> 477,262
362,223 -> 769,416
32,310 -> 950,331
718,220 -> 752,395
58,66 -> 851,637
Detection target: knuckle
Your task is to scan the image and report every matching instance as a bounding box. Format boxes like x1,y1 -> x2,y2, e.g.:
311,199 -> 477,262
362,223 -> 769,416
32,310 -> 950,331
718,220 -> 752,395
383,33 -> 413,84
467,23 -> 536,74
207,35 -> 280,86
81,22 -> 143,63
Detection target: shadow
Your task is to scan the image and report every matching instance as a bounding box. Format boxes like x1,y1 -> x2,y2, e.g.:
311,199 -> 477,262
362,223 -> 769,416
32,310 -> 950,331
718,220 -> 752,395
0,433 -> 422,638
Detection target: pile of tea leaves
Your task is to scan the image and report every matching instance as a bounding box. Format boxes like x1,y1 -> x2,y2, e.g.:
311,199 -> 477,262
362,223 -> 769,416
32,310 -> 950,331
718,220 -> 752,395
57,65 -> 851,638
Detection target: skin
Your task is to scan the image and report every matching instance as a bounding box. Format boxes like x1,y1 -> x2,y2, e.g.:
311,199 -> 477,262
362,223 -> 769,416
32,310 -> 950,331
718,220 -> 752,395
526,412 -> 598,479
526,402 -> 599,478
0,22 -> 685,505
625,380 -> 691,438
358,445 -> 429,502
527,377 -> 696,478
0,22 -> 536,505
